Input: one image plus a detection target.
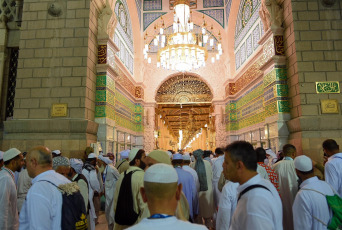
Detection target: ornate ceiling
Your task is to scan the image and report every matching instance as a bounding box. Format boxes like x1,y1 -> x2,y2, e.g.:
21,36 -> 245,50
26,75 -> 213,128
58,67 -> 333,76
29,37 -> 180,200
156,74 -> 214,143
156,74 -> 213,103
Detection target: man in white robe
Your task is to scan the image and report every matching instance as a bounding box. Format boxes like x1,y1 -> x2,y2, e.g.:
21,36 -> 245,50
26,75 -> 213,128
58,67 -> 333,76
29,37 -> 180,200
192,149 -> 215,228
272,144 -> 298,230
116,150 -> 130,174
224,141 -> 283,230
113,149 -> 149,230
82,153 -> 101,230
98,155 -> 120,230
0,148 -> 24,230
216,181 -> 239,230
17,168 -> 32,212
293,155 -> 334,230
127,163 -> 207,230
212,147 -> 225,209
69,158 -> 89,213
323,139 -> 342,196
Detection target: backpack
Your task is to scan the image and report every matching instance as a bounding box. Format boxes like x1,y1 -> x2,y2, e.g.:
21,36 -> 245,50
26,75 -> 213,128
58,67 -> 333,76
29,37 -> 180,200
302,185 -> 342,230
115,170 -> 140,225
41,180 -> 88,230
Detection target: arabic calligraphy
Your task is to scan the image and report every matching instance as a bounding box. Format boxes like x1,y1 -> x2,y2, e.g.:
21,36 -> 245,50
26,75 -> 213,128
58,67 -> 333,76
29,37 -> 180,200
316,81 -> 340,93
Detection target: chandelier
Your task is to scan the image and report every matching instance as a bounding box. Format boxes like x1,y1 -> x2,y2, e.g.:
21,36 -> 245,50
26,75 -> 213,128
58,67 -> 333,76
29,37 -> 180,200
143,0 -> 223,72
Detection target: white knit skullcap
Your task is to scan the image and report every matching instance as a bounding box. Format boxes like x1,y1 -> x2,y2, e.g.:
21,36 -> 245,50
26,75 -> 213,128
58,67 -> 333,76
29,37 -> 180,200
144,163 -> 178,183
70,158 -> 83,174
129,148 -> 140,162
53,156 -> 70,169
265,149 -> 277,158
4,148 -> 21,162
98,155 -> 112,165
183,154 -> 191,161
172,153 -> 183,160
120,150 -> 129,159
52,150 -> 61,155
87,153 -> 97,159
294,155 -> 313,172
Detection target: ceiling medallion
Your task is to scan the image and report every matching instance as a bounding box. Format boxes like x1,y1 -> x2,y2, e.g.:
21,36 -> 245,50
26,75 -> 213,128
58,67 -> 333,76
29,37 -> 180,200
143,0 -> 223,72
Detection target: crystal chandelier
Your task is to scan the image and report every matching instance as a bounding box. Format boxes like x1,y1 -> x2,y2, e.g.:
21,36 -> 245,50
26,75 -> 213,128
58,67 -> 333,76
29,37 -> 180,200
143,0 -> 223,72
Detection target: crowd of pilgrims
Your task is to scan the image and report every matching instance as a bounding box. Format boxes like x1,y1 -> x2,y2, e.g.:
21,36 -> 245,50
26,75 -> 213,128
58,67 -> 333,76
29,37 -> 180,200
0,138 -> 341,230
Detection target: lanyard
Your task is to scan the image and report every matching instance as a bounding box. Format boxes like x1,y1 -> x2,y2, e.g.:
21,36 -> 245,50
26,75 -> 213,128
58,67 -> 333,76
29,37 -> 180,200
3,167 -> 15,183
148,214 -> 173,219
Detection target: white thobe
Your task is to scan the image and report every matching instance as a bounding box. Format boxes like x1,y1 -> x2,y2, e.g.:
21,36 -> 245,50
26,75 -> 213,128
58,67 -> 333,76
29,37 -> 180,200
229,174 -> 283,230
82,167 -> 101,230
216,181 -> 239,230
212,155 -> 224,208
193,160 -> 215,218
293,177 -> 334,230
183,165 -> 200,192
104,164 -> 120,227
0,168 -> 19,230
19,170 -> 70,230
17,169 -> 32,212
272,157 -> 298,230
325,152 -> 342,197
257,164 -> 270,181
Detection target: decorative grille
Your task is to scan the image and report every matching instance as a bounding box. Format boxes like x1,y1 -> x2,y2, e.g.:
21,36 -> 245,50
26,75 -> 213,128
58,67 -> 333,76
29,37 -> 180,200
0,0 -> 16,22
6,48 -> 19,119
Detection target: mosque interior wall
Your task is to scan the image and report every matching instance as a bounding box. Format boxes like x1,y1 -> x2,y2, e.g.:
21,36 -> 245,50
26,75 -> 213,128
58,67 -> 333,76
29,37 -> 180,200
0,0 -> 341,160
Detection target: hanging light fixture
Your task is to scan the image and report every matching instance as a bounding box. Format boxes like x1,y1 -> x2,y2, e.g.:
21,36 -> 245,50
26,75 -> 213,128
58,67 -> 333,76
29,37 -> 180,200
143,0 -> 223,72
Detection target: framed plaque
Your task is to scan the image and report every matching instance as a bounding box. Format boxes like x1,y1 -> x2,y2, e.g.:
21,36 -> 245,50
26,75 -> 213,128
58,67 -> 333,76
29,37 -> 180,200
321,99 -> 339,114
316,81 -> 340,94
51,104 -> 67,117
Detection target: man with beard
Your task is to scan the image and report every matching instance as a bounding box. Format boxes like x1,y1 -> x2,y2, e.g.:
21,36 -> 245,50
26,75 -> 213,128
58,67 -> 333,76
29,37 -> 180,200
82,153 -> 101,230
113,149 -> 149,230
17,152 -> 32,213
0,148 -> 24,229
98,155 -> 120,230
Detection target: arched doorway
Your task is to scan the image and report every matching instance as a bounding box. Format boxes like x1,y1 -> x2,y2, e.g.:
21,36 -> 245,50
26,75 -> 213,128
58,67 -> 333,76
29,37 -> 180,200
154,73 -> 215,152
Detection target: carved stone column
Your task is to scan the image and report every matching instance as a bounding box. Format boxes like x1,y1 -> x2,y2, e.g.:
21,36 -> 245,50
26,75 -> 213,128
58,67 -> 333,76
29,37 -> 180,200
213,101 -> 227,148
143,103 -> 156,153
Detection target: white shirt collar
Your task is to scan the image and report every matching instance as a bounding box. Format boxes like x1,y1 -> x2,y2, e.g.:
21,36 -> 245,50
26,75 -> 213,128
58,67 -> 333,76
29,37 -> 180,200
300,176 -> 318,189
32,170 -> 55,184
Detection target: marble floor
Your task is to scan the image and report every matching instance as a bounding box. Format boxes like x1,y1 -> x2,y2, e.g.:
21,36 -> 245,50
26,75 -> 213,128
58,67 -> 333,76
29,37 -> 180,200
95,212 -> 108,230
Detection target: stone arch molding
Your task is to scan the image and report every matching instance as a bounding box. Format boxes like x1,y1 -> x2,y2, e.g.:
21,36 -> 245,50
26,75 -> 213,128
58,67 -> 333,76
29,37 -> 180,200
155,73 -> 214,104
96,0 -> 117,40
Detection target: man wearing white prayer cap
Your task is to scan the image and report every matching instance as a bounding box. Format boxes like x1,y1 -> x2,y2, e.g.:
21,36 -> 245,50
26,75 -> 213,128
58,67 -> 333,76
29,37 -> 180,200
69,158 -> 89,213
98,155 -> 120,230
293,155 -> 335,230
116,149 -> 130,174
82,153 -> 101,230
127,164 -> 207,230
113,149 -> 149,230
145,150 -> 190,222
172,153 -> 198,222
51,150 -> 61,158
0,148 -> 23,229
